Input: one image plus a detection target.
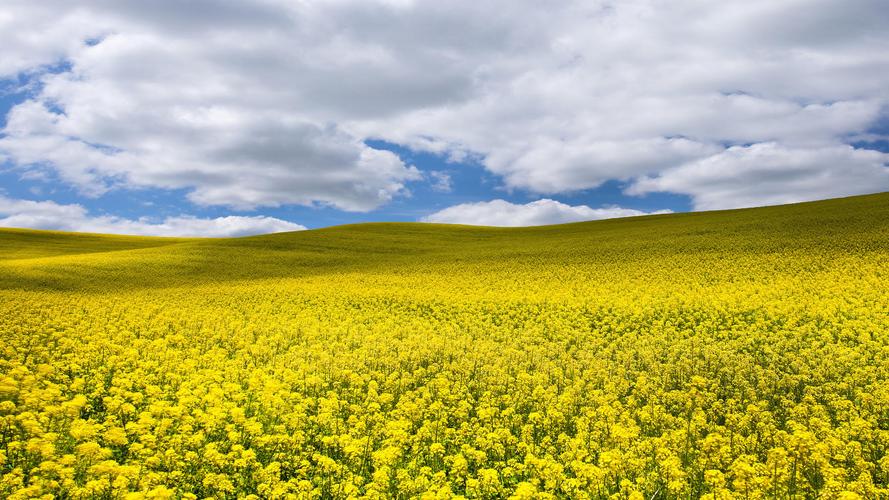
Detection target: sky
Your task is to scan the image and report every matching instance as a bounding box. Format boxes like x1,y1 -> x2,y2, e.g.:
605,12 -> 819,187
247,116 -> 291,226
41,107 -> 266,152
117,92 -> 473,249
1,0 -> 888,236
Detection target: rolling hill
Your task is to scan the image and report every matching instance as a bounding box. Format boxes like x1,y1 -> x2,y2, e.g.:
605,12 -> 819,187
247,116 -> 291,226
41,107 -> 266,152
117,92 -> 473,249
2,191 -> 887,292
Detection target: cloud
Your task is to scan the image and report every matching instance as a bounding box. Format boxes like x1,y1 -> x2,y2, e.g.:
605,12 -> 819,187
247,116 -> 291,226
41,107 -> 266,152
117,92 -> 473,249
423,199 -> 671,227
0,196 -> 305,237
1,0 -> 888,213
627,143 -> 889,210
427,171 -> 452,193
0,92 -> 420,212
483,138 -> 721,194
342,0 -> 889,201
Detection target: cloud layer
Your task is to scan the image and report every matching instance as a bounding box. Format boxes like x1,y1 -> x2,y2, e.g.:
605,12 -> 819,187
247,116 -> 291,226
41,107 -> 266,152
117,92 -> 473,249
1,0 -> 888,222
423,199 -> 671,227
629,143 -> 889,210
0,196 -> 304,237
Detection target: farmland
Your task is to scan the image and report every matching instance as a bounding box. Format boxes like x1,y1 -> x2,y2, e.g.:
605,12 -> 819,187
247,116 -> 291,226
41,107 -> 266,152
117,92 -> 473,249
1,193 -> 888,498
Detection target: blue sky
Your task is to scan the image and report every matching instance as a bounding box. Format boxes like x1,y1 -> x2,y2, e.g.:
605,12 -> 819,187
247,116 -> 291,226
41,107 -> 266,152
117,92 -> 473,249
1,1 -> 888,236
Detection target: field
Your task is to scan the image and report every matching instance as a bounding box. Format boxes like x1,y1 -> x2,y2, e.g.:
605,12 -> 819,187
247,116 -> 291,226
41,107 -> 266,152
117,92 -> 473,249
1,193 -> 888,499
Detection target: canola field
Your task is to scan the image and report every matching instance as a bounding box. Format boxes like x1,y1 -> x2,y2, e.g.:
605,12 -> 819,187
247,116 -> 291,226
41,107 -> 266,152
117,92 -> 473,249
1,193 -> 888,499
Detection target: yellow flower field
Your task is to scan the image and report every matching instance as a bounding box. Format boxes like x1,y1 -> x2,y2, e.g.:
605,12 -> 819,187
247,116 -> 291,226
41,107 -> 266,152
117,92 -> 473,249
1,193 -> 888,499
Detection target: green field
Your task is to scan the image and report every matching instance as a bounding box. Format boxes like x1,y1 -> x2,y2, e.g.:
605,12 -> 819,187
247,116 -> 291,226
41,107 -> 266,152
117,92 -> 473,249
1,193 -> 888,498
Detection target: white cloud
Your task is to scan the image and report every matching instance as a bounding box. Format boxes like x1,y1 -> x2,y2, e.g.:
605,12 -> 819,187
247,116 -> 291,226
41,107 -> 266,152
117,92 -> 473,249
483,138 -> 721,194
427,171 -> 452,193
0,196 -> 305,237
0,0 -> 888,212
423,199 -> 671,227
627,143 -> 889,210
0,90 -> 421,211
0,4 -> 97,77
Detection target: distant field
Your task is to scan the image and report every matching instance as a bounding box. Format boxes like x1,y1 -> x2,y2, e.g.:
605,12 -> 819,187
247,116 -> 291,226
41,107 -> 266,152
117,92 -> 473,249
1,193 -> 888,499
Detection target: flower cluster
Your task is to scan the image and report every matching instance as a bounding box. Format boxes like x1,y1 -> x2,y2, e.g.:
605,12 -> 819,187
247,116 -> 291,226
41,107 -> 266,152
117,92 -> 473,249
1,197 -> 888,498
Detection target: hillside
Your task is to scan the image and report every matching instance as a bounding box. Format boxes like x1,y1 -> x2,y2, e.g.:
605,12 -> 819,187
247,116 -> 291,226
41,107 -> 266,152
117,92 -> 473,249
1,193 -> 888,498
2,192 -> 888,292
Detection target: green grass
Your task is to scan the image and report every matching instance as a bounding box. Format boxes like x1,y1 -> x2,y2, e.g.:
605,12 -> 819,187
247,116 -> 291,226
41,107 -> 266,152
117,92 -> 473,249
0,227 -> 193,262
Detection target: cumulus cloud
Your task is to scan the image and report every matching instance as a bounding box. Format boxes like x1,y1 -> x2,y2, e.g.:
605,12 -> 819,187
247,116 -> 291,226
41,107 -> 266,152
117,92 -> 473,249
628,143 -> 889,210
349,1 -> 889,201
1,0 -> 888,213
0,1 -> 424,211
0,196 -> 305,237
0,85 -> 420,211
423,199 -> 671,227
